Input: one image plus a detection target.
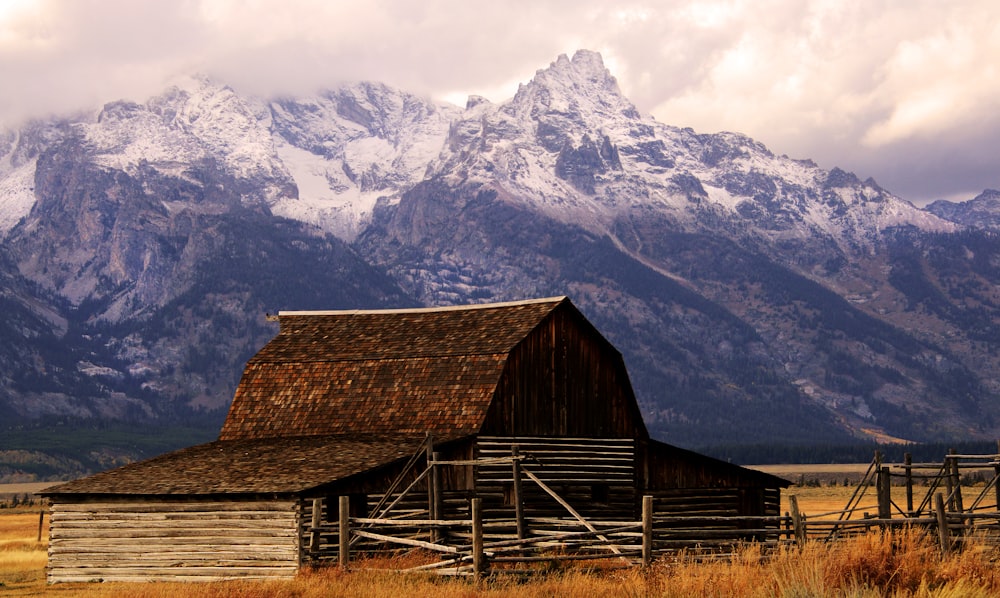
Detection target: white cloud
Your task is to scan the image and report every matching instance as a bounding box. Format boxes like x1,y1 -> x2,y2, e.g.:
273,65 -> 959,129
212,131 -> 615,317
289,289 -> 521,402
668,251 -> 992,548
0,0 -> 997,204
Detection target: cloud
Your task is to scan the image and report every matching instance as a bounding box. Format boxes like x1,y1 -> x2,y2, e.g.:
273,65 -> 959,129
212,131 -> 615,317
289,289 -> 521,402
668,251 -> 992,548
0,0 -> 997,204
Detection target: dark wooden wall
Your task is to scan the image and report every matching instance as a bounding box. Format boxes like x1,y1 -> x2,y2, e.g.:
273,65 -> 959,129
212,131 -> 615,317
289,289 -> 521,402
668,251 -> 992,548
481,306 -> 646,438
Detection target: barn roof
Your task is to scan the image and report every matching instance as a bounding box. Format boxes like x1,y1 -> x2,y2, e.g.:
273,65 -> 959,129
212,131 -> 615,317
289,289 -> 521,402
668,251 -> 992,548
219,297 -> 569,441
40,434 -> 435,497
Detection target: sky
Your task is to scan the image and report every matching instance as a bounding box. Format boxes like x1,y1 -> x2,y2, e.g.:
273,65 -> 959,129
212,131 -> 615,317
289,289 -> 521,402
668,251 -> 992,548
1,0 -> 997,206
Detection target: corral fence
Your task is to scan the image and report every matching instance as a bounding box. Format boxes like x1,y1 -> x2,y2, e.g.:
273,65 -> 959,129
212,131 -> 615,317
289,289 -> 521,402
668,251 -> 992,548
302,447 -> 1000,577
791,448 -> 1000,555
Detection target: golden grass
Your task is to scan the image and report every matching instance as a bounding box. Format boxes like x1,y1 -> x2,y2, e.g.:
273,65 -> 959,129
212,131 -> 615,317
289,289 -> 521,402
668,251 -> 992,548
4,494 -> 1000,597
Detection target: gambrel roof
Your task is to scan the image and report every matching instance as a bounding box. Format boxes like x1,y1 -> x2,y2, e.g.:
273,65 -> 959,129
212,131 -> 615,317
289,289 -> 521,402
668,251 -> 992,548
41,296 -> 787,498
219,297 -> 573,441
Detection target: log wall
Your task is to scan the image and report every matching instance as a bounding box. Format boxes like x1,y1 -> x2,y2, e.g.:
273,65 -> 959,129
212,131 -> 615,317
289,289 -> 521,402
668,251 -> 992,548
48,499 -> 300,583
475,436 -> 637,521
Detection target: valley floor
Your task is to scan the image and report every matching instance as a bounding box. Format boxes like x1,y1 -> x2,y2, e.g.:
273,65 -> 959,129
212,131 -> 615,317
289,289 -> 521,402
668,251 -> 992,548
3,484 -> 999,596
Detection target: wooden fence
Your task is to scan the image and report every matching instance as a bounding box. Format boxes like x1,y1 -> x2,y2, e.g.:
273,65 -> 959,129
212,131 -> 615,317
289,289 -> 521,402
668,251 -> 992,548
301,448 -> 1000,577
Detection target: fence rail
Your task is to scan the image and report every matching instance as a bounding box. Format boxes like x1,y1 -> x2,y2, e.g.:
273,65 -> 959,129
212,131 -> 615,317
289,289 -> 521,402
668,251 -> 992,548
302,448 -> 1000,577
304,490 -> 1000,578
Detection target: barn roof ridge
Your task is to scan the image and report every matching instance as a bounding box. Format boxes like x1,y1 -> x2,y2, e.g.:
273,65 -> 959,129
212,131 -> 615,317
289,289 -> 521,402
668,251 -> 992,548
276,295 -> 568,317
257,350 -> 513,363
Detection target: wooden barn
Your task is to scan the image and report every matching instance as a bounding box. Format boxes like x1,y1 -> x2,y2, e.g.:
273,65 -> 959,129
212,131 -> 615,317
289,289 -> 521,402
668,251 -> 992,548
42,296 -> 787,582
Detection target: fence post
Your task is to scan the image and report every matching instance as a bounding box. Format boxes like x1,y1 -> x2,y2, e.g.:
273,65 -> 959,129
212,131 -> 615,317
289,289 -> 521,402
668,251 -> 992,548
309,498 -> 323,553
904,452 -> 914,515
789,495 -> 805,547
426,436 -> 435,520
471,497 -> 484,581
512,445 -> 526,542
642,495 -> 653,567
877,466 -> 891,520
995,440 -> 1000,513
37,510 -> 44,543
339,495 -> 351,569
935,492 -> 950,558
949,449 -> 964,514
431,451 -> 444,543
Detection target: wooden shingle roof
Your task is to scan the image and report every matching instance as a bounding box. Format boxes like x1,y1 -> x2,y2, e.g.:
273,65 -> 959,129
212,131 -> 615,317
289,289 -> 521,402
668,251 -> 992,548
40,435 -> 432,496
220,297 -> 567,441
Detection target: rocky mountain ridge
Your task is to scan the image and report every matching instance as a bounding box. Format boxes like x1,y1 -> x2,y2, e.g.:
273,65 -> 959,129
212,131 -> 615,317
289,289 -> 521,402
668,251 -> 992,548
2,51 -> 999,470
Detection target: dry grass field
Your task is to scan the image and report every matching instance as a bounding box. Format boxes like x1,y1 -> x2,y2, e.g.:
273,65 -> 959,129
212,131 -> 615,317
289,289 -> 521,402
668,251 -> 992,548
4,483 -> 1000,597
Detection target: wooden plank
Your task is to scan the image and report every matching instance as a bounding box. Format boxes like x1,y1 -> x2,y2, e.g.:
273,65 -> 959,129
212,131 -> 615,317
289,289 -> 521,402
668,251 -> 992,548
51,537 -> 297,547
52,501 -> 295,512
49,551 -> 297,564
49,557 -> 297,567
936,493 -> 951,557
352,529 -> 459,554
472,497 -> 484,581
520,468 -> 623,557
51,508 -> 299,518
51,528 -> 297,539
50,565 -> 299,576
339,495 -> 350,570
351,517 -> 473,526
642,495 -> 652,566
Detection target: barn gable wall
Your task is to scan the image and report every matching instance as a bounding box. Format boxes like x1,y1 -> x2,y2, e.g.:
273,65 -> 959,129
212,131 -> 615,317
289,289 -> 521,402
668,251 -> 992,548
481,304 -> 646,438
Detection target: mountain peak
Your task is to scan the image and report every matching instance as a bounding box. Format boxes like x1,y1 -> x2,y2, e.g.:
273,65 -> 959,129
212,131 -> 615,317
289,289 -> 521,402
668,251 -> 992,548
510,49 -> 640,123
534,50 -> 621,95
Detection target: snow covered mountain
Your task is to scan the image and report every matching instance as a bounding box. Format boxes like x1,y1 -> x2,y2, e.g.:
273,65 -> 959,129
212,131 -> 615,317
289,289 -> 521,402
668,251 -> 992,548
2,50 -> 1000,474
926,189 -> 1000,229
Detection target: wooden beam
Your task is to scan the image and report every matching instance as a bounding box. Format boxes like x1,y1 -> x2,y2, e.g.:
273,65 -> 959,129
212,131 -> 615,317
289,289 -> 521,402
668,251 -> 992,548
877,466 -> 891,520
904,453 -> 914,515
352,529 -> 458,554
472,497 -> 484,582
935,492 -> 950,558
512,445 -> 526,542
309,498 -> 322,553
521,467 -> 623,557
366,437 -> 429,518
426,435 -> 435,527
995,440 -> 1000,513
431,451 -> 444,543
642,495 -> 652,567
338,496 -> 350,570
789,495 -> 805,547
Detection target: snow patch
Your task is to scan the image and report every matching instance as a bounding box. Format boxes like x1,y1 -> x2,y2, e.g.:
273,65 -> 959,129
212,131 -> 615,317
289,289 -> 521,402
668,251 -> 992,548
0,158 -> 37,235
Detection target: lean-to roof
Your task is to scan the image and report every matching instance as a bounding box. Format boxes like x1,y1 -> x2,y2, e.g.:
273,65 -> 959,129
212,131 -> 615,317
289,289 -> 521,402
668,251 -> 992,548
40,434 -> 434,496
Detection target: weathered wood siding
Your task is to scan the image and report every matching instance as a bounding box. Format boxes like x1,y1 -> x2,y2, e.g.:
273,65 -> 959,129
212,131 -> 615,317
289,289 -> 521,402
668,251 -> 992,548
475,436 -> 638,520
48,499 -> 300,583
482,308 -> 645,437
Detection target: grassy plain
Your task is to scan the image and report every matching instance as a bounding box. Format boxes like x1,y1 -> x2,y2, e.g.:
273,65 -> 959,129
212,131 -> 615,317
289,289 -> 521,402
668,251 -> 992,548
4,483 -> 1000,597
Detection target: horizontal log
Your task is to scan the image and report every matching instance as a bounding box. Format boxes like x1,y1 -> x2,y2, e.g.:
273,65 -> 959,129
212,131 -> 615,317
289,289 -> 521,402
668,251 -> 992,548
50,537 -> 297,547
51,528 -> 297,539
477,456 -> 635,464
351,529 -> 459,554
48,557 -> 296,567
525,517 -> 643,526
652,515 -> 784,523
478,437 -> 635,445
51,552 -> 298,564
350,517 -> 474,526
52,511 -> 295,522
656,529 -> 788,538
51,501 -> 295,513
490,551 -> 640,563
452,523 -> 641,551
53,519 -> 294,530
49,566 -> 298,580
